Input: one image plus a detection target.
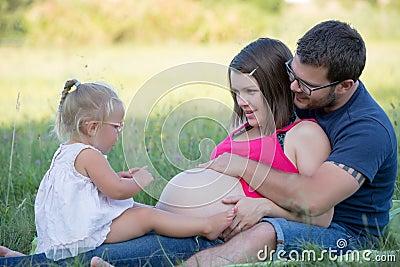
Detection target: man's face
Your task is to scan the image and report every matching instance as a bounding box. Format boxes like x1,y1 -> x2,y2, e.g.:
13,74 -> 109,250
289,55 -> 337,111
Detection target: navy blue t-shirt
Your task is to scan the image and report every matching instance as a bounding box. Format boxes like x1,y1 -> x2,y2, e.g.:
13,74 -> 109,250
296,81 -> 398,238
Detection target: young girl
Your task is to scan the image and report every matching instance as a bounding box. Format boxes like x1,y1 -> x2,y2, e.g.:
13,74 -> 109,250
34,79 -> 235,261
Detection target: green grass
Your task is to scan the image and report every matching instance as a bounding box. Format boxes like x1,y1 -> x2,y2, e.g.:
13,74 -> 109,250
0,0 -> 399,266
1,107 -> 399,266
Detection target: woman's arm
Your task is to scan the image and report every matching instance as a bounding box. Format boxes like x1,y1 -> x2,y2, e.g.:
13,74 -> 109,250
284,120 -> 331,177
281,120 -> 334,224
75,148 -> 154,199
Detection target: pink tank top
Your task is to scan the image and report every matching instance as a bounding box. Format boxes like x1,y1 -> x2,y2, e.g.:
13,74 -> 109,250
210,119 -> 316,198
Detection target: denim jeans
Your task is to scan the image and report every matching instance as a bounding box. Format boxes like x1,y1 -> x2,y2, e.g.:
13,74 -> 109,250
262,218 -> 378,261
0,232 -> 223,266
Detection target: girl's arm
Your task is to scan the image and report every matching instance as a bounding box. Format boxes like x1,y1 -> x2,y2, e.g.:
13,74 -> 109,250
75,148 -> 154,200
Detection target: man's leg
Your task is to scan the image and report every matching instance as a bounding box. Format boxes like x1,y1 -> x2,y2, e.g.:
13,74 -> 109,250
0,252 -> 52,266
0,233 -> 221,267
85,231 -> 222,266
185,222 -> 277,266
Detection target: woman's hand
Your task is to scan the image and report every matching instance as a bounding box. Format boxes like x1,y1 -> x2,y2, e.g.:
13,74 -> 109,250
199,153 -> 249,178
220,195 -> 272,241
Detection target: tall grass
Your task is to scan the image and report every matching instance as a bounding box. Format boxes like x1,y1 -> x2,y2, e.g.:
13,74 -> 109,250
1,104 -> 399,265
0,0 -> 399,265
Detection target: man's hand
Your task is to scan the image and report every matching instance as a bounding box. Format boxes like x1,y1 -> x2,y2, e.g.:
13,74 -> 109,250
221,195 -> 271,241
198,153 -> 249,178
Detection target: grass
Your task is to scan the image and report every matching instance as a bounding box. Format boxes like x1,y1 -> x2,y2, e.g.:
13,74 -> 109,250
0,0 -> 399,266
0,42 -> 399,267
0,102 -> 399,266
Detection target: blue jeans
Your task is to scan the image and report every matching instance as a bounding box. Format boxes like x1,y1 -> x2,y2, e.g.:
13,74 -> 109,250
262,218 -> 378,260
0,232 -> 223,266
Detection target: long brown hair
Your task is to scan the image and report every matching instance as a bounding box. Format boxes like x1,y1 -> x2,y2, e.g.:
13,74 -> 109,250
229,38 -> 294,133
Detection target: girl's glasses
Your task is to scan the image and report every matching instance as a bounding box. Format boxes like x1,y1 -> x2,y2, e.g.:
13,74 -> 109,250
101,121 -> 124,133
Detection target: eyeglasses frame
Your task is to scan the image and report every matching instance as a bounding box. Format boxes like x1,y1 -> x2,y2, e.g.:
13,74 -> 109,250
285,58 -> 341,96
100,121 -> 124,133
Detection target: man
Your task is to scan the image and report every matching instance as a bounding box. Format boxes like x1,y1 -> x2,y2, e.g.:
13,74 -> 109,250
185,20 -> 398,265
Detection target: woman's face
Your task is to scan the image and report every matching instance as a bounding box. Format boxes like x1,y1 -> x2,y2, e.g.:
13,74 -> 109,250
230,70 -> 268,128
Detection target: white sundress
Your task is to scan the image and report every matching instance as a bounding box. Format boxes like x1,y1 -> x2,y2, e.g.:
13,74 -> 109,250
34,143 -> 134,261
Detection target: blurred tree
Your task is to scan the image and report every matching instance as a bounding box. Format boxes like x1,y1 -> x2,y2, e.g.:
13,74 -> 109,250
249,0 -> 283,12
200,0 -> 283,13
0,0 -> 34,42
387,0 -> 400,11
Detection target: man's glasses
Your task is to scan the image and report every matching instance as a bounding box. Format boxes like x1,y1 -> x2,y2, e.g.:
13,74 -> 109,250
285,58 -> 341,96
102,121 -> 124,133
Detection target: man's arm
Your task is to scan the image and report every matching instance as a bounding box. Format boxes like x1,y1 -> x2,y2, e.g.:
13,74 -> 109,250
202,154 -> 364,216
245,159 -> 364,216
260,162 -> 365,216
221,195 -> 333,241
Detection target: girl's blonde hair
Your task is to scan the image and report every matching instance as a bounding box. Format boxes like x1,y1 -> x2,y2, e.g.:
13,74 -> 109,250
54,79 -> 123,141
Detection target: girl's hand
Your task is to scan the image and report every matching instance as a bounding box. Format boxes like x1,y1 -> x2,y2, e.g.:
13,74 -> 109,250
117,168 -> 142,178
132,167 -> 154,189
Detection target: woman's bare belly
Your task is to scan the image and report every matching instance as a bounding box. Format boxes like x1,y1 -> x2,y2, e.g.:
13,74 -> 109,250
156,168 -> 245,217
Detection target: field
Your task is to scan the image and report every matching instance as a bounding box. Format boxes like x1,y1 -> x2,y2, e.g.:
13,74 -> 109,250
0,0 -> 399,266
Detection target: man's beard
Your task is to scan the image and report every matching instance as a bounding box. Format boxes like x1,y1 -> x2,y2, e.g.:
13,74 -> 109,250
320,87 -> 337,109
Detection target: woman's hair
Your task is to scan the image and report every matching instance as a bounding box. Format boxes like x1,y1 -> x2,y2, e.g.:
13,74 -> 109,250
229,38 -> 294,132
54,79 -> 123,141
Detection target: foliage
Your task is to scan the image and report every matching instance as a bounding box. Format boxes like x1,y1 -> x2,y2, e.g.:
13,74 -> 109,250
2,0 -> 400,47
0,0 -> 33,44
0,0 -> 399,265
0,0 -> 283,47
1,104 -> 400,259
389,101 -> 400,200
0,120 -> 59,254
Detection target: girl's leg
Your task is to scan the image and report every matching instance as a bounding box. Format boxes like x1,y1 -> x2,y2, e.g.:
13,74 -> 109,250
105,206 -> 235,243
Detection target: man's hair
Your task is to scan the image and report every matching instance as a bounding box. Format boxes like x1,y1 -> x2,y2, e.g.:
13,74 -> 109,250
296,20 -> 366,82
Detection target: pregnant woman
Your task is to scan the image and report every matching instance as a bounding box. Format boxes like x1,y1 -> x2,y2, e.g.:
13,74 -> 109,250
157,38 -> 333,231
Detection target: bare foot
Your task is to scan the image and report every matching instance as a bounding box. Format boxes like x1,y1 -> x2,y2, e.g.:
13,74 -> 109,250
0,246 -> 25,257
203,208 -> 236,240
90,256 -> 115,267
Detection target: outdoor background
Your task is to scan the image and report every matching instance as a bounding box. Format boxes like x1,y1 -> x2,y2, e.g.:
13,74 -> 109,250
0,0 -> 399,263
